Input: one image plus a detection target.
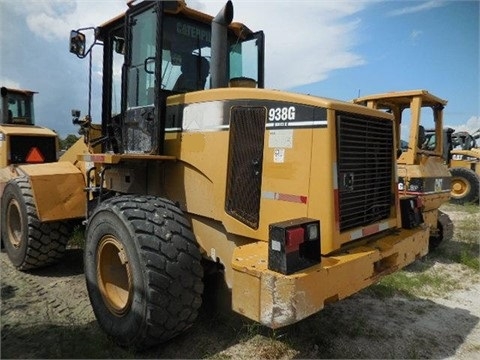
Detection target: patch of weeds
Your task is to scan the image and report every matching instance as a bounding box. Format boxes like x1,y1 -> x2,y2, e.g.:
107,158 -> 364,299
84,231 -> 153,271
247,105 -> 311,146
68,224 -> 85,249
462,203 -> 480,215
368,268 -> 460,299
435,211 -> 479,270
458,249 -> 479,270
368,272 -> 417,299
238,321 -> 264,342
209,353 -> 233,360
253,336 -> 292,360
283,310 -> 337,358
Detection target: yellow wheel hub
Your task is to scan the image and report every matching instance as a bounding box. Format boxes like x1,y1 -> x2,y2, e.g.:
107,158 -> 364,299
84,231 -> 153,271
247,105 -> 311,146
451,177 -> 470,198
6,199 -> 23,248
97,235 -> 133,316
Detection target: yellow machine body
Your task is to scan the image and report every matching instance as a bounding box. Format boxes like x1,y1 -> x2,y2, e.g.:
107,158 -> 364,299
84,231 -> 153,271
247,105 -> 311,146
80,88 -> 430,327
0,1 -> 431,344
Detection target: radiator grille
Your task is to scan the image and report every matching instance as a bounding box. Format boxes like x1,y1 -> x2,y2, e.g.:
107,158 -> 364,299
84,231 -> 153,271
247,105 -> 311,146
336,113 -> 393,232
225,107 -> 266,229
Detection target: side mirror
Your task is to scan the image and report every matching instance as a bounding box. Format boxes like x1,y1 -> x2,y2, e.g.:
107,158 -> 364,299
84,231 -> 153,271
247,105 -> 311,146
70,30 -> 86,57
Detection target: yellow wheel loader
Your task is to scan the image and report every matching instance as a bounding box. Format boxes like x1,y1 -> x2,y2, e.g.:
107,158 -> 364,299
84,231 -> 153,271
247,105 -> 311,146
449,130 -> 480,204
0,87 -> 80,269
5,1 -> 436,348
423,128 -> 479,204
354,90 -> 454,249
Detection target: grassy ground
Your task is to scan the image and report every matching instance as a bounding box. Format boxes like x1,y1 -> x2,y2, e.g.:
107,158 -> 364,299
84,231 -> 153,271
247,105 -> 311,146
2,203 -> 479,359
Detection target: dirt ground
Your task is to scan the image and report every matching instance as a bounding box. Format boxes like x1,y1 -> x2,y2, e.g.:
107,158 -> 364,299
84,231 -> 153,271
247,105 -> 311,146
1,204 -> 479,359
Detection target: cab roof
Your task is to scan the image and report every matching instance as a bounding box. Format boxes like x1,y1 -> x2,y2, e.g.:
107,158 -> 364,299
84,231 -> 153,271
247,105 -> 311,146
98,0 -> 252,39
1,87 -> 37,98
354,89 -> 448,109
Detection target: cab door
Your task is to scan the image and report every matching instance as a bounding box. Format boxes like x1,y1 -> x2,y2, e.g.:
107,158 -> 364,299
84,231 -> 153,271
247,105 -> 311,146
123,3 -> 162,154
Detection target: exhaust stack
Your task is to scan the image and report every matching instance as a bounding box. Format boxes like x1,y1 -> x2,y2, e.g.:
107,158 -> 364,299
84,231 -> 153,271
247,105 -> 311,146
211,1 -> 233,89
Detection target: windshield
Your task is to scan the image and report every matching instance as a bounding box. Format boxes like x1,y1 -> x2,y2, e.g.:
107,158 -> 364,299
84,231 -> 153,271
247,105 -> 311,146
401,106 -> 438,151
6,92 -> 34,125
161,15 -> 261,92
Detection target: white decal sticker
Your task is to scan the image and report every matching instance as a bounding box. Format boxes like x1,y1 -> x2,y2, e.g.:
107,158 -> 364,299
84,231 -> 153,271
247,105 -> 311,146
274,148 -> 285,163
271,240 -> 281,251
183,101 -> 224,131
268,129 -> 293,148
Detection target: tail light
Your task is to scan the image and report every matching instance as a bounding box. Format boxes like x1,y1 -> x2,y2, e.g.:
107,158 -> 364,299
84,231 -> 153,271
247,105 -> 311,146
268,218 -> 321,275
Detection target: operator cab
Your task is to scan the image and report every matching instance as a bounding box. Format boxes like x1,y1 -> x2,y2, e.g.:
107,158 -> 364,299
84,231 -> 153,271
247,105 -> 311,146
353,90 -> 447,165
69,0 -> 264,155
0,87 -> 36,125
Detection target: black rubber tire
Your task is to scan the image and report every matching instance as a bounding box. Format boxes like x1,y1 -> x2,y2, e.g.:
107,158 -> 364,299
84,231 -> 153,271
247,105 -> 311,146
84,195 -> 204,349
449,167 -> 480,205
429,210 -> 454,250
0,177 -> 71,270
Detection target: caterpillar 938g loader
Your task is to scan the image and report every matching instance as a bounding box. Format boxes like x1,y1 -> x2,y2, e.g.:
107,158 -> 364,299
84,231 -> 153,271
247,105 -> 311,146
2,1 -> 434,348
354,90 -> 454,249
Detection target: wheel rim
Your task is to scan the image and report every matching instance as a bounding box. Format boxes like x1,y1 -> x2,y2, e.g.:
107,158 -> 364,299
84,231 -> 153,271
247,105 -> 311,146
96,235 -> 133,317
451,177 -> 470,198
6,199 -> 23,248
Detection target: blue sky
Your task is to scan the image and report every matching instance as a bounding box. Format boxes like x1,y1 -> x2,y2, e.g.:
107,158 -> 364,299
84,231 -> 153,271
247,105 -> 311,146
0,0 -> 478,138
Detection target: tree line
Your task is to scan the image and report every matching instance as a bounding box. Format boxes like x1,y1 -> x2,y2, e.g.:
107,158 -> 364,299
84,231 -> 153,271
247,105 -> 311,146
59,134 -> 80,150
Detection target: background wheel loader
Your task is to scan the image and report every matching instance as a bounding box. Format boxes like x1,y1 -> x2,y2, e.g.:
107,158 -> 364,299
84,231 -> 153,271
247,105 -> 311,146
354,90 -> 454,249
423,127 -> 479,204
449,129 -> 480,204
3,1 -> 438,349
445,130 -> 479,204
0,86 -> 74,269
0,87 -> 58,171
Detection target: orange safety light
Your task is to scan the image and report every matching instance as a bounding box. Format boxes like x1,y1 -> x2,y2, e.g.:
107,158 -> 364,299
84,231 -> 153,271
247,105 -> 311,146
25,147 -> 45,163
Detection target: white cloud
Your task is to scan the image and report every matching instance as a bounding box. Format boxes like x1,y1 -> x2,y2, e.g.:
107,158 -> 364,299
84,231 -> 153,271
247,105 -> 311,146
8,0 -> 371,90
11,0 -> 126,41
1,0 -> 377,135
0,78 -> 21,90
447,116 -> 480,135
411,30 -> 423,39
388,0 -> 446,17
196,0 -> 370,89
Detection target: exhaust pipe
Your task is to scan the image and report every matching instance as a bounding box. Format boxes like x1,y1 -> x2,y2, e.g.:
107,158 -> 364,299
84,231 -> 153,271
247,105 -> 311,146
211,0 -> 233,89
